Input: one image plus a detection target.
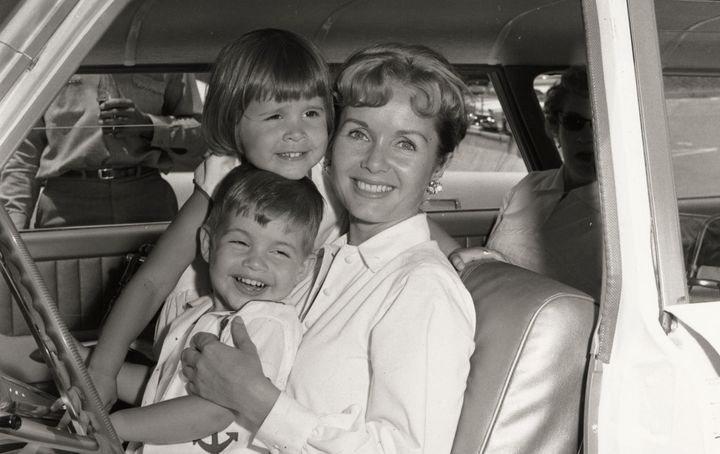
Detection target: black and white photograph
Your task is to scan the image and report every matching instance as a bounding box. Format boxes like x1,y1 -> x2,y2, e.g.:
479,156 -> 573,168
0,1 -> 718,453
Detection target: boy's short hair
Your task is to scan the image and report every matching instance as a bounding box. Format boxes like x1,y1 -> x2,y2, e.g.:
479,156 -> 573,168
203,29 -> 334,156
334,43 -> 471,159
205,165 -> 324,255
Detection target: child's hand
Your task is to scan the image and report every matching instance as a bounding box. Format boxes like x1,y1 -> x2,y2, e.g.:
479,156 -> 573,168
449,246 -> 507,271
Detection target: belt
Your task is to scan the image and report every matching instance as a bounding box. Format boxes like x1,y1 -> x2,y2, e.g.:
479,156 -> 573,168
59,166 -> 157,180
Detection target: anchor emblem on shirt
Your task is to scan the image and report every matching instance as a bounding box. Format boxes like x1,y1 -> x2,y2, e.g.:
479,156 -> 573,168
193,432 -> 239,453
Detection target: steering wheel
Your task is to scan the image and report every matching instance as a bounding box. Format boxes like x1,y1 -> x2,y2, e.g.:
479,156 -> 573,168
0,206 -> 123,453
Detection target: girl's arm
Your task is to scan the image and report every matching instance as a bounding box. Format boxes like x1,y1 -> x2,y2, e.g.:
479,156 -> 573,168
88,188 -> 211,406
115,361 -> 153,406
111,395 -> 234,444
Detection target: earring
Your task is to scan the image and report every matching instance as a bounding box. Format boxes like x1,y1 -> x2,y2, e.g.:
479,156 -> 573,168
322,157 -> 331,172
426,179 -> 443,195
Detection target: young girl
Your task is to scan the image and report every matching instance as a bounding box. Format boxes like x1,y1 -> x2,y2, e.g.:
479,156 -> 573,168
87,28 -> 345,406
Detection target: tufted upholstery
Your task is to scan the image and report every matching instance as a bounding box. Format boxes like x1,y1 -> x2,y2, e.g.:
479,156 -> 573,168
0,256 -> 125,336
0,224 -> 165,337
452,260 -> 597,454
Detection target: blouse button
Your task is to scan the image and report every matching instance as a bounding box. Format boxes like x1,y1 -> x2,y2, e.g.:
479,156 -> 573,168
323,288 -> 331,296
345,255 -> 354,264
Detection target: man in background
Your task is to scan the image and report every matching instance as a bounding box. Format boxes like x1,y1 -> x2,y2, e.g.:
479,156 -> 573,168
0,73 -> 206,228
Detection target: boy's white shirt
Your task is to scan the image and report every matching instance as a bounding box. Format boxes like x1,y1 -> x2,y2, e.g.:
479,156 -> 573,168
135,297 -> 302,454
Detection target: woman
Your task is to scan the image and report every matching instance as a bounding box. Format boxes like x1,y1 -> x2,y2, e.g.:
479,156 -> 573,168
181,43 -> 476,453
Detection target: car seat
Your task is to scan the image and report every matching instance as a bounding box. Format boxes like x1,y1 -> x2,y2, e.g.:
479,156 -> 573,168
451,260 -> 597,454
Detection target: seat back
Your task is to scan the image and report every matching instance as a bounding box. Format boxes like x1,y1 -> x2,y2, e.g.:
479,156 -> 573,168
452,260 -> 597,454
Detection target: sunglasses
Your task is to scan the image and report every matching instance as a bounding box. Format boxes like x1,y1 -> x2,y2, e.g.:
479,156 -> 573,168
558,112 -> 592,131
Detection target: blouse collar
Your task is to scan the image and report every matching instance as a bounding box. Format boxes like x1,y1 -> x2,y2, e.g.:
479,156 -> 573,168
329,213 -> 432,273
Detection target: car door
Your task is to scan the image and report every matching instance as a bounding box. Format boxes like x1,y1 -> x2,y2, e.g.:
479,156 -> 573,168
583,1 -> 720,452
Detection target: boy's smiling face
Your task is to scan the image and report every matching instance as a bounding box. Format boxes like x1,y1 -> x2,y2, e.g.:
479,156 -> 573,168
201,210 -> 314,312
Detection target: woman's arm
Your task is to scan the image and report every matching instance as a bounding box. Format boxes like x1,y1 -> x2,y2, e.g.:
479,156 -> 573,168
111,395 -> 234,444
359,270 -> 475,452
182,268 -> 476,453
88,188 -> 210,406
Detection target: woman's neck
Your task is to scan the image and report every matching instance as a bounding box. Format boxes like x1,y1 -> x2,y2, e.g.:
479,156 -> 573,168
347,217 -> 406,246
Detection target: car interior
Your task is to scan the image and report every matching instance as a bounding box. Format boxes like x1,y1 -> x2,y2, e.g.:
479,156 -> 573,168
1,0 -> 719,452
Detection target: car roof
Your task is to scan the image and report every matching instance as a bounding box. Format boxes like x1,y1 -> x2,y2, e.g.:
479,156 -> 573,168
76,0 -> 583,67
1,0 -> 719,69
82,0 -> 720,71
3,0 -> 717,69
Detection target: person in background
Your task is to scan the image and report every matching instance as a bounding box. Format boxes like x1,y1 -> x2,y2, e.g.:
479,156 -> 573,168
0,73 -> 205,229
452,66 -> 602,300
110,165 -> 321,453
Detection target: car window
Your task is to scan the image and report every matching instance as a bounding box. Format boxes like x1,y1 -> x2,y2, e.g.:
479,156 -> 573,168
2,70 -> 525,227
423,73 -> 526,213
664,75 -> 720,301
0,71 -> 207,230
665,76 -> 720,200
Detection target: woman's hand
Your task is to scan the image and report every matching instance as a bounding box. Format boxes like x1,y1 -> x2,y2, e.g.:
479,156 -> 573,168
449,246 -> 507,271
181,317 -> 280,433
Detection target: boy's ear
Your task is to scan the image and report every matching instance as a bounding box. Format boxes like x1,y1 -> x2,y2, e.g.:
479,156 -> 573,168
295,253 -> 317,284
199,226 -> 212,264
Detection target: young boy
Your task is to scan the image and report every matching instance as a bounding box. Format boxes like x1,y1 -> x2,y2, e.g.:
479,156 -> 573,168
110,165 -> 323,453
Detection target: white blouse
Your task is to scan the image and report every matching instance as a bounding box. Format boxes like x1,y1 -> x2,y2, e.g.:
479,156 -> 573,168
257,214 -> 476,454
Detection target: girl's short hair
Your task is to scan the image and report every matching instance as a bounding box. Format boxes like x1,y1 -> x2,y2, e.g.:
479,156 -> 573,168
205,164 -> 324,256
334,43 -> 471,158
203,29 -> 333,156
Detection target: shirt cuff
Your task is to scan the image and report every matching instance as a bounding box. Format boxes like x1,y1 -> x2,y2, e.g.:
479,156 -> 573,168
147,114 -> 176,150
255,392 -> 319,454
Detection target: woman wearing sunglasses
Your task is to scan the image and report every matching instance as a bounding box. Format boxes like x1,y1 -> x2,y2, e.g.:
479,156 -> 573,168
451,66 -> 602,301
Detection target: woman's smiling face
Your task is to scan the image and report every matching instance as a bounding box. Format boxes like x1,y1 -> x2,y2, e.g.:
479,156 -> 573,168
331,86 -> 447,244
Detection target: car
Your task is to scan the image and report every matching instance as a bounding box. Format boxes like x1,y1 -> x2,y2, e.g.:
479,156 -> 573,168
0,0 -> 719,453
472,113 -> 498,131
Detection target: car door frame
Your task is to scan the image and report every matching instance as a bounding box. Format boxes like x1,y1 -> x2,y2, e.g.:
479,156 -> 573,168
583,0 -> 720,452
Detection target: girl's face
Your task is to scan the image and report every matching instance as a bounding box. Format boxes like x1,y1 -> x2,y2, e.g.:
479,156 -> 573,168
236,96 -> 329,180
331,86 -> 448,245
